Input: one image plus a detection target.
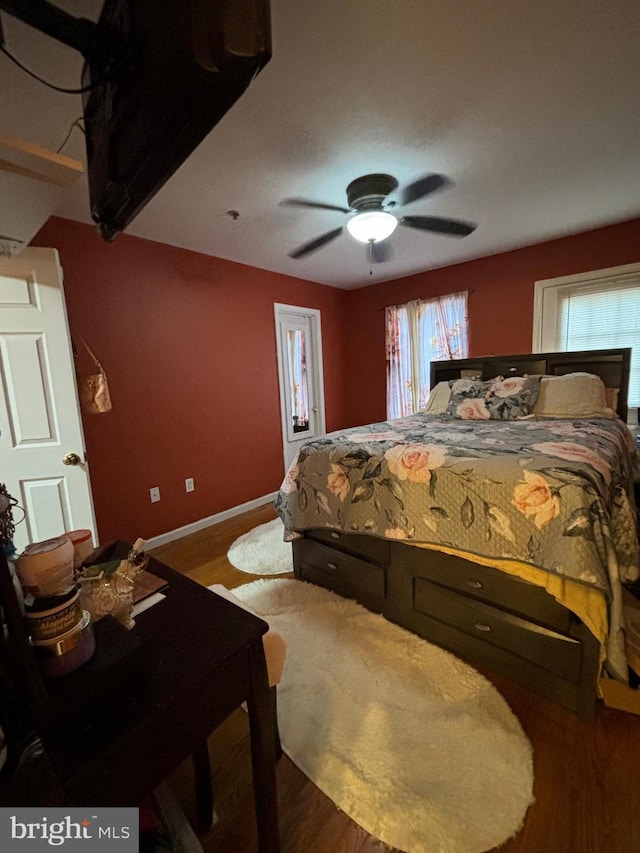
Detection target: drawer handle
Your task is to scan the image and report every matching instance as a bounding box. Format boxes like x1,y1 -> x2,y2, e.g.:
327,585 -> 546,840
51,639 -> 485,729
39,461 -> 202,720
466,579 -> 483,589
326,562 -> 338,571
330,531 -> 340,539
474,623 -> 492,632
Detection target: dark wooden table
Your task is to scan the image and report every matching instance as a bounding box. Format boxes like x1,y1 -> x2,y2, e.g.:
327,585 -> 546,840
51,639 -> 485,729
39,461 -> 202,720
26,542 -> 280,852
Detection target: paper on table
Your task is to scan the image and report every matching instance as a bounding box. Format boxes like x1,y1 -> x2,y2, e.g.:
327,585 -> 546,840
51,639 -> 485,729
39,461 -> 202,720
132,592 -> 166,618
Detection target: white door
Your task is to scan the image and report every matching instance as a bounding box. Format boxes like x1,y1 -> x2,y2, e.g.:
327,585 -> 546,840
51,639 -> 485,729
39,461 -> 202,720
0,247 -> 97,552
274,304 -> 326,471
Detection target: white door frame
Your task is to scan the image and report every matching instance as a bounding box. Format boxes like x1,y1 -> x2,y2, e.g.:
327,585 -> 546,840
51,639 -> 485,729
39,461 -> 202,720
274,303 -> 326,472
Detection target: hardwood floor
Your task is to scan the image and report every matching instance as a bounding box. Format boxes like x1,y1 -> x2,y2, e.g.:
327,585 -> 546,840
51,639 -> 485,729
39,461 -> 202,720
150,504 -> 640,853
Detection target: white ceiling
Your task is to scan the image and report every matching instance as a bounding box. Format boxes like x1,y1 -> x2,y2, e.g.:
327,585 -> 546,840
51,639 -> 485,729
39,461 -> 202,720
2,1 -> 640,290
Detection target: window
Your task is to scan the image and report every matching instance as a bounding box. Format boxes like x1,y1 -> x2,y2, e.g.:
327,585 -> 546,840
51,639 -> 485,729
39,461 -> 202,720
287,328 -> 309,431
533,263 -> 640,410
385,290 -> 468,419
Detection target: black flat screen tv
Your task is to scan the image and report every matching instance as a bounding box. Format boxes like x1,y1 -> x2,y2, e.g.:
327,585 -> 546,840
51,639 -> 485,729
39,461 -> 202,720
81,0 -> 271,240
0,0 -> 271,240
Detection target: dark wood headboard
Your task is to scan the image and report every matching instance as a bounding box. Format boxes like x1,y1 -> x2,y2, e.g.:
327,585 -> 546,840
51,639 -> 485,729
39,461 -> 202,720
430,348 -> 631,422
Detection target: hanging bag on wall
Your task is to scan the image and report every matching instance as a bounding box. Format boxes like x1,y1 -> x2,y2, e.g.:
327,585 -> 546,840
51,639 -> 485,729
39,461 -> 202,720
77,339 -> 112,414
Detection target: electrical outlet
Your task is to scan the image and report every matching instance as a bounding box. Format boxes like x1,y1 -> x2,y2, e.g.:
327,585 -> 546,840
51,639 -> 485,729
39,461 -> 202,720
185,477 -> 194,493
149,486 -> 161,503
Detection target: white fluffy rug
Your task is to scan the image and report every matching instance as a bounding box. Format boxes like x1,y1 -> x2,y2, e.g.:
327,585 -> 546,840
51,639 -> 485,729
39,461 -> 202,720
227,519 -> 292,575
234,578 -> 535,853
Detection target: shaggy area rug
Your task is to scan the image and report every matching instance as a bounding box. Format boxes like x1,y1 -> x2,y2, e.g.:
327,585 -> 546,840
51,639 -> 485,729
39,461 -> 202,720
227,519 -> 292,575
233,578 -> 535,853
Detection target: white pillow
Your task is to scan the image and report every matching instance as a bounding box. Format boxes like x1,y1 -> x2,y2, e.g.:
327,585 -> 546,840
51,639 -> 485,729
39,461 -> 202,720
532,373 -> 616,418
421,381 -> 452,414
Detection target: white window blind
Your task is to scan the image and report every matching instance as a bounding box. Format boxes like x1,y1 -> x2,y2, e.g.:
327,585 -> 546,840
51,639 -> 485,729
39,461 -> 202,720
556,275 -> 640,407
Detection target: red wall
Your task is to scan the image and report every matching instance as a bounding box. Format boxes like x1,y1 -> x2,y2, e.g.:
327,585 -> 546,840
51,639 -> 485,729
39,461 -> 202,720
344,218 -> 640,427
33,215 -> 640,543
33,218 -> 350,543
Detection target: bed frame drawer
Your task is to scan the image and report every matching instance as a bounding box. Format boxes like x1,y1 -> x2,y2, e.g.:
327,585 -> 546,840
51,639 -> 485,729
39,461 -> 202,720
402,545 -> 573,634
293,539 -> 385,611
305,528 -> 391,566
294,530 -> 600,718
414,578 -> 582,682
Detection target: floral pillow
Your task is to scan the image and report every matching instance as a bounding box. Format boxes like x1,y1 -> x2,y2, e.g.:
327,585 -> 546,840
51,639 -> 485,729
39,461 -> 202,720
446,376 -> 541,420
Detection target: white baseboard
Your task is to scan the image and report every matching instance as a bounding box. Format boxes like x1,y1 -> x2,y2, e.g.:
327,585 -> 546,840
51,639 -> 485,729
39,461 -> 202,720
145,492 -> 278,550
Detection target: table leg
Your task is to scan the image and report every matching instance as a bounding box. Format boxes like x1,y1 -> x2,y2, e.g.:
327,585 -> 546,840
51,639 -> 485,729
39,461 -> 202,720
246,641 -> 280,853
270,686 -> 282,761
192,741 -> 214,832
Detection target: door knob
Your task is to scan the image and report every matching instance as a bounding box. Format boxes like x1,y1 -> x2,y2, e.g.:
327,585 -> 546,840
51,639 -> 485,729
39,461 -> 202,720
63,452 -> 82,466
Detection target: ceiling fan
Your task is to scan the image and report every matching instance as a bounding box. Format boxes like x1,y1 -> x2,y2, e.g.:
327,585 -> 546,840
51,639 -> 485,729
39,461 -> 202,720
282,172 -> 477,263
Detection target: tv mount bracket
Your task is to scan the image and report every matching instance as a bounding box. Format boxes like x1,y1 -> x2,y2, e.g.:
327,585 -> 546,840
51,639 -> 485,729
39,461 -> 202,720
0,0 -> 98,59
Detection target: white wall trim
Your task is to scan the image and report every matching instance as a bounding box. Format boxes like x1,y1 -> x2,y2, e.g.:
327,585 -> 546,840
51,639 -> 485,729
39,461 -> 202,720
144,492 -> 278,550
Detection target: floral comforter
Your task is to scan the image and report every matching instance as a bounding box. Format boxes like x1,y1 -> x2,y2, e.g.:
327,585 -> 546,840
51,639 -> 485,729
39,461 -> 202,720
276,414 -> 639,595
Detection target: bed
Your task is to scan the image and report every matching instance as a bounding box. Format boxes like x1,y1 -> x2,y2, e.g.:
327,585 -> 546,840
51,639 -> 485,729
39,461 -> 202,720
275,348 -> 639,719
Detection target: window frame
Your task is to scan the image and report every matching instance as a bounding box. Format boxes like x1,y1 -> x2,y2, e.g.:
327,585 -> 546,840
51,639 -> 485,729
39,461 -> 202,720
532,261 -> 640,352
532,261 -> 640,417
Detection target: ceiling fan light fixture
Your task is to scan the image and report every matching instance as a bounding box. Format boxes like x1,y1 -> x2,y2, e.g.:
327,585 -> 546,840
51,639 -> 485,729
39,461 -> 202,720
284,171 -> 474,260
346,210 -> 398,243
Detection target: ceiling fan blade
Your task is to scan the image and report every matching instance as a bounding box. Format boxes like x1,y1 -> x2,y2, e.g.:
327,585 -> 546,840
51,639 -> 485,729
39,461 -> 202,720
289,227 -> 344,259
394,173 -> 451,206
280,197 -> 351,213
400,215 -> 477,237
368,239 -> 392,264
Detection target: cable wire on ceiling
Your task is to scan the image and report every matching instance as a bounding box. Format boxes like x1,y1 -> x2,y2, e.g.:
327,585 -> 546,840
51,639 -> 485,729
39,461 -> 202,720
0,42 -> 103,94
57,116 -> 85,153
